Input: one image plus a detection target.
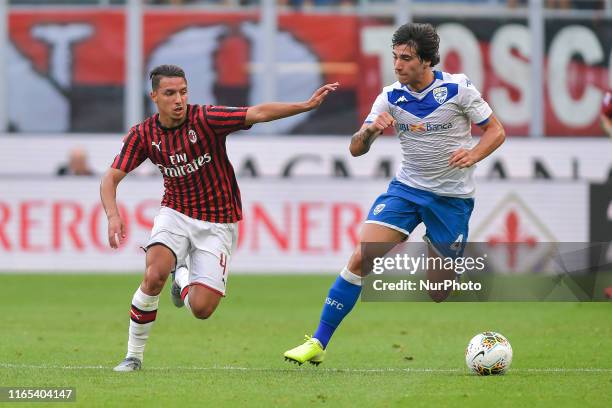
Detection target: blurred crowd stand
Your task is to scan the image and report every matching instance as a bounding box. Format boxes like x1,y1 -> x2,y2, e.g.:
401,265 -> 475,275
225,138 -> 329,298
56,147 -> 95,177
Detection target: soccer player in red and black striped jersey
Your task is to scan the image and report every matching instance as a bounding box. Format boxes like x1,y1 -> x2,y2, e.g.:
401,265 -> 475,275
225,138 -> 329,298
100,64 -> 338,371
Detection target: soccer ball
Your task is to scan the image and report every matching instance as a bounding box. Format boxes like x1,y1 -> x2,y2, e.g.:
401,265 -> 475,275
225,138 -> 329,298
465,331 -> 513,375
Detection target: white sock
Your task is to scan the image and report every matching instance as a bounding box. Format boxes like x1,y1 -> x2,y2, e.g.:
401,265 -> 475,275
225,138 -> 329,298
176,265 -> 190,289
176,266 -> 192,313
340,266 -> 363,286
126,287 -> 159,361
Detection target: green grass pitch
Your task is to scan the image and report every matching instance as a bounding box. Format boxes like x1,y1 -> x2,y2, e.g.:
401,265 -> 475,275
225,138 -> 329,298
1,274 -> 610,407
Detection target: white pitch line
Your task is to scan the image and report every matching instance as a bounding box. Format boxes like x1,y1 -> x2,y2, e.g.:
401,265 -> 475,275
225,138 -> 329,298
0,363 -> 611,373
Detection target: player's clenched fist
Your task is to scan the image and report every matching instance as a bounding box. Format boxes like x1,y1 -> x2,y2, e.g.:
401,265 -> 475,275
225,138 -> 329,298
449,148 -> 478,168
369,112 -> 396,132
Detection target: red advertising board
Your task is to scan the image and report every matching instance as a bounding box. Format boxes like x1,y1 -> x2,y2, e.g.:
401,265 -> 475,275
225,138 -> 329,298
7,10 -> 611,136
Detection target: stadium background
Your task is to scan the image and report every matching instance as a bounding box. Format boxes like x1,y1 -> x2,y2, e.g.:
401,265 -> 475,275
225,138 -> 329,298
0,1 -> 611,406
0,0 -> 610,273
0,1 -> 612,272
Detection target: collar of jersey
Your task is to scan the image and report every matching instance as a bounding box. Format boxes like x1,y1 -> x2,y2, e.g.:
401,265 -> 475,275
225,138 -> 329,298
155,105 -> 191,131
396,70 -> 443,96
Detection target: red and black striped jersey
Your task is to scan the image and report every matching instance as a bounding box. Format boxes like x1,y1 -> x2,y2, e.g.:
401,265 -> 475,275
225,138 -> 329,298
111,104 -> 250,223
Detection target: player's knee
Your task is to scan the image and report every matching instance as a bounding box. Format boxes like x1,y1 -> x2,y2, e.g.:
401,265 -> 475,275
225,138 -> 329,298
428,289 -> 452,303
186,285 -> 221,320
347,248 -> 363,275
191,304 -> 216,320
142,266 -> 168,295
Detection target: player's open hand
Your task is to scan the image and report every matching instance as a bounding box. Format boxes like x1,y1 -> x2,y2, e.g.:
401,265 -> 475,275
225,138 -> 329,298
449,148 -> 478,168
305,82 -> 339,110
107,214 -> 126,249
369,112 -> 396,132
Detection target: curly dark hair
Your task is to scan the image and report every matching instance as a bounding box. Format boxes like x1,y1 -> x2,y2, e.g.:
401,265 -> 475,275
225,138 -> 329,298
392,23 -> 440,67
149,64 -> 187,90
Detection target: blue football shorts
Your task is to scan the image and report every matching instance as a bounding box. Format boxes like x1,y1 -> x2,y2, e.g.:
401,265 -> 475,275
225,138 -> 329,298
366,178 -> 474,258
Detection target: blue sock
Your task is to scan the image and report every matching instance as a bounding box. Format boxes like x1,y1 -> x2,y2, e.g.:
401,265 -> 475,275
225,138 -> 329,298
313,269 -> 362,348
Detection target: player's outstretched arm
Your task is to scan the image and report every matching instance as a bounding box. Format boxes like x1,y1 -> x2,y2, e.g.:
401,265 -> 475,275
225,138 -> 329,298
100,168 -> 128,249
449,114 -> 505,168
244,82 -> 339,126
349,112 -> 396,157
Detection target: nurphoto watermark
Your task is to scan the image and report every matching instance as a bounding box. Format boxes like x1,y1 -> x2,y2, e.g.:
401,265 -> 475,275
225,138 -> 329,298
360,242 -> 612,302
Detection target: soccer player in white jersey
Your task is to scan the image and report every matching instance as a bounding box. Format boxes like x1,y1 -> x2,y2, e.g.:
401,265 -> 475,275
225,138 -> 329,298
284,23 -> 505,365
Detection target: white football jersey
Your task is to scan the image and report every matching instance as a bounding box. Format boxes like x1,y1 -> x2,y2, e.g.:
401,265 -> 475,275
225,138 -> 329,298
365,70 -> 492,198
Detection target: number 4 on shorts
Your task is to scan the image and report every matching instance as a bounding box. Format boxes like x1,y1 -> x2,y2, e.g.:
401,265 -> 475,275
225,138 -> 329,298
450,234 -> 464,255
219,253 -> 227,276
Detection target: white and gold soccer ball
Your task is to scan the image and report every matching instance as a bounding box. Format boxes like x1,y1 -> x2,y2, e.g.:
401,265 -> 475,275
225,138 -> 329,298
465,331 -> 513,375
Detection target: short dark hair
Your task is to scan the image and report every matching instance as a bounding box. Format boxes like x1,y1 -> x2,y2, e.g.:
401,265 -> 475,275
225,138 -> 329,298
392,23 -> 440,67
149,64 -> 186,90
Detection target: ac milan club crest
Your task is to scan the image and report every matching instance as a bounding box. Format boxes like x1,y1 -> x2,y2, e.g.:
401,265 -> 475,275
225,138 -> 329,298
188,129 -> 198,144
